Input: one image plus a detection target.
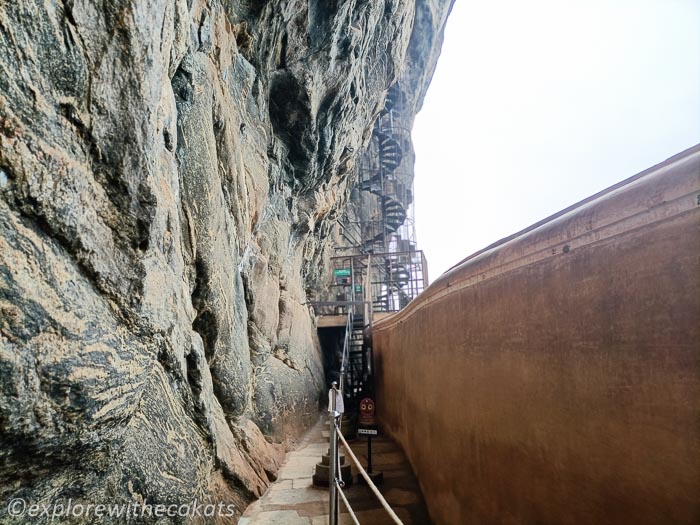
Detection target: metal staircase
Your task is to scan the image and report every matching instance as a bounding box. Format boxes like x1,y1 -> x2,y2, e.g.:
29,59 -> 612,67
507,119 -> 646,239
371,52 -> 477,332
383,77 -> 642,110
359,125 -> 409,253
344,312 -> 369,400
373,258 -> 412,311
314,81 -> 429,403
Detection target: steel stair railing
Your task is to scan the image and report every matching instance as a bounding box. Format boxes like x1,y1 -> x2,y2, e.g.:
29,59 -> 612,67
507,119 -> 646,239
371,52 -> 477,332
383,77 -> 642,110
338,309 -> 353,396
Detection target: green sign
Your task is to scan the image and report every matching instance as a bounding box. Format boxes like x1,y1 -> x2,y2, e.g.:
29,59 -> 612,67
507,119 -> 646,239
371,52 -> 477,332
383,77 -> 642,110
333,268 -> 351,277
354,285 -> 363,292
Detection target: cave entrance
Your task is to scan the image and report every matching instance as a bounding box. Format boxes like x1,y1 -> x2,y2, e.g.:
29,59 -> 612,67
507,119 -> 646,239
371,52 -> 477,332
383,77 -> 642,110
315,302 -> 374,421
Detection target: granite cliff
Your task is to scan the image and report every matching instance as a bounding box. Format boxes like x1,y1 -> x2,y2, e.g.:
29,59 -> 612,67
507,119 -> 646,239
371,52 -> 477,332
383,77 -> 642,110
0,0 -> 452,522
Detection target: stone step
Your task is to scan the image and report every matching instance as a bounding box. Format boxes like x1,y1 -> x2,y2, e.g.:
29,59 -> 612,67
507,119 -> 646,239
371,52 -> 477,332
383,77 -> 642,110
312,462 -> 353,487
321,453 -> 346,466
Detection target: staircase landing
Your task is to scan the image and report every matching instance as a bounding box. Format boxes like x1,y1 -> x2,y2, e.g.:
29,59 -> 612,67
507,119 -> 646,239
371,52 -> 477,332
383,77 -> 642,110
317,311 -> 395,328
239,417 -> 431,524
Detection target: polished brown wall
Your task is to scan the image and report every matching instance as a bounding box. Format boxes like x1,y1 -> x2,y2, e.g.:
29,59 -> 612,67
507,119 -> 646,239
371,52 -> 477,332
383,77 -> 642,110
374,146 -> 700,525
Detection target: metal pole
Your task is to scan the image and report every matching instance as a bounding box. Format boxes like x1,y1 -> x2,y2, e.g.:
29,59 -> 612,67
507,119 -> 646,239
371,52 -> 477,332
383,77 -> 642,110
366,255 -> 372,325
367,436 -> 373,474
329,382 -> 338,525
350,257 -> 356,306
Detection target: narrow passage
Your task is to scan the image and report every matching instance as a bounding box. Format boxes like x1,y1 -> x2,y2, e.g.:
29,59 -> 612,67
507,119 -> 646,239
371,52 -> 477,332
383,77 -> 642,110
239,418 -> 431,524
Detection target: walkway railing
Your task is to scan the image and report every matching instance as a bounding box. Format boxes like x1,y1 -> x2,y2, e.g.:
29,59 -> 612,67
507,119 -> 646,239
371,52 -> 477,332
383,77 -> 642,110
338,309 -> 353,394
327,383 -> 403,525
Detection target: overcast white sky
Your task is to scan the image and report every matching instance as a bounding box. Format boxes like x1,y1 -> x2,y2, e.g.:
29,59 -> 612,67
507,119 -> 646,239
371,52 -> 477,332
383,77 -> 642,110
412,0 -> 700,279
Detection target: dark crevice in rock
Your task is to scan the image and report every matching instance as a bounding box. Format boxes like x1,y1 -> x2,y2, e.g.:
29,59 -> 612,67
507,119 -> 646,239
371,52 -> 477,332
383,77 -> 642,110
133,182 -> 156,254
240,269 -> 254,312
183,346 -> 217,452
185,350 -> 203,403
315,87 -> 340,179
268,70 -> 315,183
308,0 -> 339,47
223,0 -> 266,27
192,309 -> 217,362
191,259 -> 218,362
217,464 -> 256,500
272,344 -> 299,371
156,344 -> 174,374
163,126 -> 174,152
234,20 -> 254,59
172,65 -> 194,105
57,102 -> 102,163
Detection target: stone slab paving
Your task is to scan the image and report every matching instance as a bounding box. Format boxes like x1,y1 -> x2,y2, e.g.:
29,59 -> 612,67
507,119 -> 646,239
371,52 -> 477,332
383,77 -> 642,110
239,417 -> 432,524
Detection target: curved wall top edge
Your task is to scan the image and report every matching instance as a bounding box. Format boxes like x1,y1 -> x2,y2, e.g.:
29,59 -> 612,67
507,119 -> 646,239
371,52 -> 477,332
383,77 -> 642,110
375,143 -> 700,332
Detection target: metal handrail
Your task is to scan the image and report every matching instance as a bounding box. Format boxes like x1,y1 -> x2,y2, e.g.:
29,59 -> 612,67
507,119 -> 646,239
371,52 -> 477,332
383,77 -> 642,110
336,480 -> 360,525
329,383 -> 340,523
337,426 -> 403,524
327,418 -> 404,525
338,309 -> 353,395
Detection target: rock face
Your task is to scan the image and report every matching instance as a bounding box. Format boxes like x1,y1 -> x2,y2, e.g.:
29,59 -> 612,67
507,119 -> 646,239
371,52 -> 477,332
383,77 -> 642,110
0,0 -> 452,522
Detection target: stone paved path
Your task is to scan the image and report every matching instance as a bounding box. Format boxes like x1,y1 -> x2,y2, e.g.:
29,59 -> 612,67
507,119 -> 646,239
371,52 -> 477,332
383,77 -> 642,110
239,417 -> 432,524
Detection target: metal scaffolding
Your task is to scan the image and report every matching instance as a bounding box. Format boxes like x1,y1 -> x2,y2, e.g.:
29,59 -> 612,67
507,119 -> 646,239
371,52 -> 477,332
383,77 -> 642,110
320,83 -> 429,316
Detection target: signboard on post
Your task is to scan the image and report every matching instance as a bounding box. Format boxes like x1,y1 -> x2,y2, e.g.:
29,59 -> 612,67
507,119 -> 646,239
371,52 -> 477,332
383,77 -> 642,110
357,397 -> 379,437
358,398 -> 376,426
356,397 -> 383,484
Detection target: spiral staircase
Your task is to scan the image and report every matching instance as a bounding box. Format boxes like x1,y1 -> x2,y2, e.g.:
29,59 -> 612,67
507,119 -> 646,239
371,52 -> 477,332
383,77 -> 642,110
359,127 -> 408,251
356,86 -> 416,310
372,257 -> 413,311
314,83 -> 428,407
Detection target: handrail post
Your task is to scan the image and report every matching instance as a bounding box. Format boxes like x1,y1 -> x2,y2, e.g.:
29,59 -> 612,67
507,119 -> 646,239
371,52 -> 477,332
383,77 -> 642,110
329,382 -> 339,525
339,310 -> 352,395
366,255 -> 372,325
